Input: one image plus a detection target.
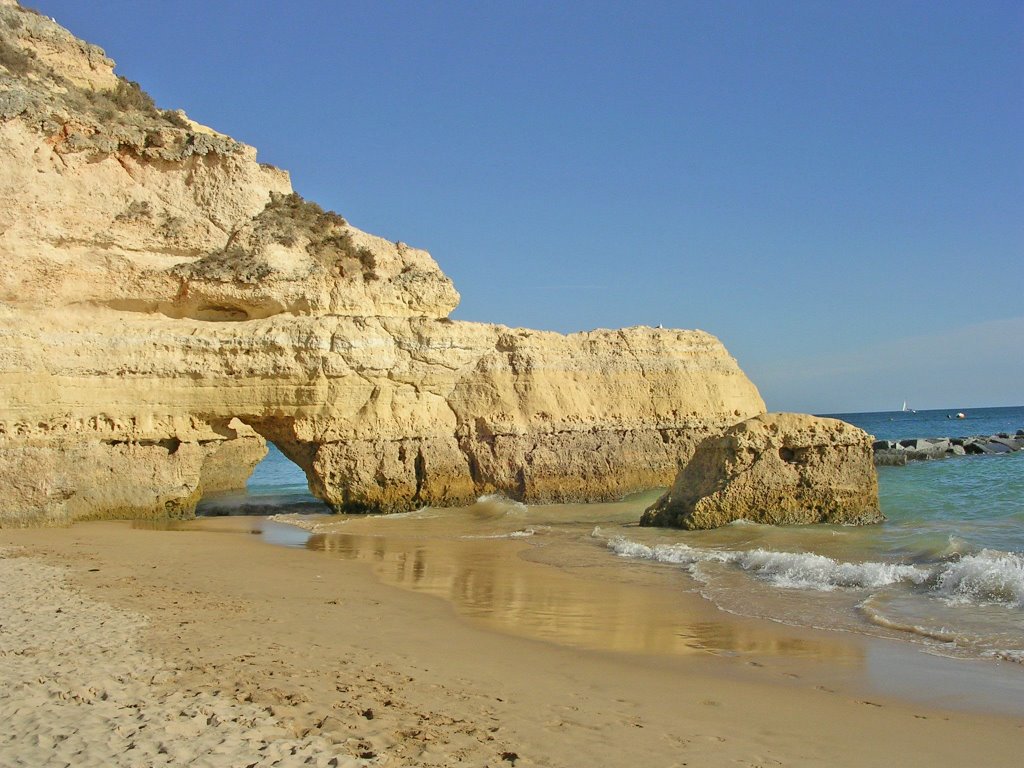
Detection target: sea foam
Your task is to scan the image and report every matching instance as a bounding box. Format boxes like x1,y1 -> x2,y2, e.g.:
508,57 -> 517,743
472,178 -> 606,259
734,549 -> 929,590
932,550 -> 1024,607
606,537 -> 732,567
606,536 -> 927,591
474,494 -> 528,515
606,535 -> 1023,606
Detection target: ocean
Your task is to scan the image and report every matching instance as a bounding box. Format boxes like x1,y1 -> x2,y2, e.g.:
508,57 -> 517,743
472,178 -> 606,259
206,405 -> 1023,666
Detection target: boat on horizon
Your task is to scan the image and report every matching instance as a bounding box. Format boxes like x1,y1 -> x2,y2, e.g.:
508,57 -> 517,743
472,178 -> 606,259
901,401 -> 916,414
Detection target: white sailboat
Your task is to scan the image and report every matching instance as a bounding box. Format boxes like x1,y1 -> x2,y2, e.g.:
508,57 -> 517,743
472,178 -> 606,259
901,401 -> 916,413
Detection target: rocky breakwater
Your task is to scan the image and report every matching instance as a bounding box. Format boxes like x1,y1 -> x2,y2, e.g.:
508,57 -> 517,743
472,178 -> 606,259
641,413 -> 882,529
873,431 -> 1024,466
0,4 -> 765,526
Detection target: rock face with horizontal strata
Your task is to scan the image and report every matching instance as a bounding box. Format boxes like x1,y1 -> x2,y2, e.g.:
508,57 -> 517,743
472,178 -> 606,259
641,413 -> 882,529
0,4 -> 766,526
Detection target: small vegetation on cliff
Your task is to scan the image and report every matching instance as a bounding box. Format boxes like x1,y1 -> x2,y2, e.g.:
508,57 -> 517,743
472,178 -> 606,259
0,8 -> 221,151
257,193 -> 379,280
0,15 -> 180,129
80,76 -> 191,132
14,4 -> 45,17
0,38 -> 37,76
109,77 -> 156,113
258,192 -> 348,244
175,192 -> 381,286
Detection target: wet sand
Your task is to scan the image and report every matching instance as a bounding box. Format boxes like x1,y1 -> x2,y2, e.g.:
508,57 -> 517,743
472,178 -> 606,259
1,517 -> 1022,767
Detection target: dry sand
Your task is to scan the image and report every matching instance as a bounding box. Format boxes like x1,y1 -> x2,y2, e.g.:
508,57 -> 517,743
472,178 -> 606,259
1,519 -> 1021,767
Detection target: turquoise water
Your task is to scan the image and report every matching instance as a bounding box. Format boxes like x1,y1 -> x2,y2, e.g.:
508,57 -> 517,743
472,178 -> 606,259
607,406 -> 1024,662
211,406 -> 1024,662
836,406 -> 1024,558
196,443 -> 326,515
875,455 -> 1024,554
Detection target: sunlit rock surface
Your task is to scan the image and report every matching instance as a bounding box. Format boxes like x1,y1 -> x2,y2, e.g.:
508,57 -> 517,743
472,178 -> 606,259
0,3 -> 765,525
641,413 -> 882,529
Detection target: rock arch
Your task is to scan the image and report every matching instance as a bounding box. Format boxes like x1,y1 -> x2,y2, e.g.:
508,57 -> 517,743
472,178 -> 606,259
0,7 -> 766,526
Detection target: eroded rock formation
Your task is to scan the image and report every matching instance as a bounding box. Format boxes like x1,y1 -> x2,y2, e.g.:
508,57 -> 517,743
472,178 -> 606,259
0,3 -> 766,525
641,413 -> 882,529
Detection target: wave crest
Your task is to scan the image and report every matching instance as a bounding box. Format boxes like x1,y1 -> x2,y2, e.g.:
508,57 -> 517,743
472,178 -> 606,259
606,537 -> 731,567
473,494 -> 528,517
603,536 -> 1023,598
736,549 -> 929,591
933,550 -> 1024,607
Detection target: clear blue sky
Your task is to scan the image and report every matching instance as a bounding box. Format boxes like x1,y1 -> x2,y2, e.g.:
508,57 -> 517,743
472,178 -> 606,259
30,1 -> 1023,413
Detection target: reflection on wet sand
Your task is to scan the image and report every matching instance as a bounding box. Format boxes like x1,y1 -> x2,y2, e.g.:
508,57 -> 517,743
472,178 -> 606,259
308,531 -> 862,663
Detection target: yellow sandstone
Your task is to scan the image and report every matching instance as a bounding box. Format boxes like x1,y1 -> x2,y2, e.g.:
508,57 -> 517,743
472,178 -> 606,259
0,4 -> 765,525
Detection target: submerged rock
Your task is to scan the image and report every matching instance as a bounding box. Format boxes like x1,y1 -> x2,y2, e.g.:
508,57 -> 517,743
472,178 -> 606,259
641,413 -> 882,530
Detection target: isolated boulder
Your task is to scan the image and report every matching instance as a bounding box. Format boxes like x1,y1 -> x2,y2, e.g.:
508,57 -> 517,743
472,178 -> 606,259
641,413 -> 882,529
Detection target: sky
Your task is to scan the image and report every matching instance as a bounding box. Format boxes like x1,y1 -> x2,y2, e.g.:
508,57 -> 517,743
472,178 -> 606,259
27,1 -> 1023,413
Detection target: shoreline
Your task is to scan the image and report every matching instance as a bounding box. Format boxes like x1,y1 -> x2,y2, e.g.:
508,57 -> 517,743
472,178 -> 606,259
263,508 -> 1024,700
2,518 -> 1022,767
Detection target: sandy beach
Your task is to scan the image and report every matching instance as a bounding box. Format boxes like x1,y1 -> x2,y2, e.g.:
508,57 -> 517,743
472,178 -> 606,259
1,517 -> 1021,768
1,4 -> 1021,767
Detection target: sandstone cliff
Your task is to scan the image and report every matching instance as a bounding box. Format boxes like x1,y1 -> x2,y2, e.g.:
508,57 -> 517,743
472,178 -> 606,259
0,3 -> 766,525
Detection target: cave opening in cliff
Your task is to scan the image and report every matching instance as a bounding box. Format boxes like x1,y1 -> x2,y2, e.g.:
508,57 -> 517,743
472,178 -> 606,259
196,425 -> 330,517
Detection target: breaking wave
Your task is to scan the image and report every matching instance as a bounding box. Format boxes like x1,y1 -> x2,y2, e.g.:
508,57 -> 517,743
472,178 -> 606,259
605,536 -> 1024,608
474,494 -> 528,516
735,550 -> 929,590
932,550 -> 1024,607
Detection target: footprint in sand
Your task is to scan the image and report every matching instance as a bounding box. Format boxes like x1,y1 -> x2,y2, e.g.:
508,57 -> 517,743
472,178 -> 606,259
664,734 -> 691,748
